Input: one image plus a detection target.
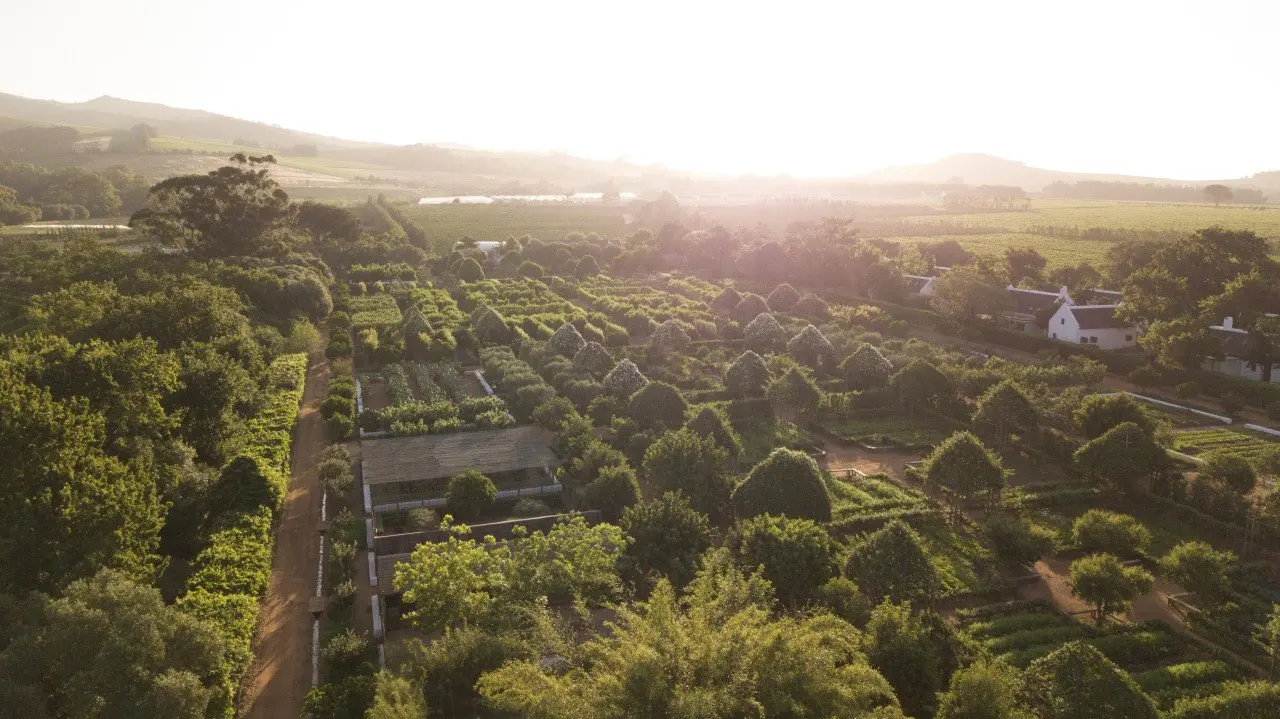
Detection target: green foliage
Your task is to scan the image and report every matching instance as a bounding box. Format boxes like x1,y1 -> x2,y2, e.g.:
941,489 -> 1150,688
793,292 -> 831,319
0,365 -> 164,593
0,569 -> 225,719
684,405 -> 744,455
1069,553 -> 1153,621
446,470 -> 497,521
891,359 -> 954,410
582,464 -> 641,522
1074,422 -> 1168,489
736,515 -> 836,607
643,428 -> 734,519
1071,509 -> 1151,557
626,380 -> 688,431
766,367 -> 822,421
845,519 -> 942,604
209,454 -> 285,516
863,601 -> 970,719
724,350 -> 771,397
650,319 -> 692,353
602,358 -> 648,398
972,381 -> 1037,438
1023,641 -> 1159,719
366,672 -> 428,719
130,155 -> 297,258
1074,394 -> 1154,440
732,448 -> 832,522
923,431 -> 1009,503
1159,541 -> 1235,603
787,324 -> 835,368
841,343 -> 894,391
710,285 -> 742,312
476,572 -> 906,718
572,341 -> 613,377
743,312 -> 788,351
619,492 -> 713,589
178,506 -> 275,718
1165,681 -> 1280,719
517,260 -> 544,278
456,257 -> 485,281
767,283 -> 801,311
985,511 -> 1058,566
1202,451 -> 1257,493
549,322 -> 587,357
936,659 -> 1034,719
395,627 -> 529,718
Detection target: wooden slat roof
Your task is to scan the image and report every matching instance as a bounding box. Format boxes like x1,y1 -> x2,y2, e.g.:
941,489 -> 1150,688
361,426 -> 558,487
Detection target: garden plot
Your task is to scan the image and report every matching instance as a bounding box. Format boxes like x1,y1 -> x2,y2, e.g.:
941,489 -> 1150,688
1173,427 -> 1280,465
349,293 -> 403,331
576,276 -> 718,337
818,413 -> 956,450
956,600 -> 1248,710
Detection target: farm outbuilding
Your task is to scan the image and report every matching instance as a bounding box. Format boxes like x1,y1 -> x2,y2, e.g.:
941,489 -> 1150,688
361,426 -> 562,514
1047,304 -> 1138,350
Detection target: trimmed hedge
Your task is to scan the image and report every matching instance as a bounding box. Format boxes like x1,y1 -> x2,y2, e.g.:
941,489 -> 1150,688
177,352 -> 307,718
178,506 -> 274,718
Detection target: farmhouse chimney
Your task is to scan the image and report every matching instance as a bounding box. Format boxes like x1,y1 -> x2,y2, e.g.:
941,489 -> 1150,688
1058,286 -> 1069,300
1223,317 -> 1234,330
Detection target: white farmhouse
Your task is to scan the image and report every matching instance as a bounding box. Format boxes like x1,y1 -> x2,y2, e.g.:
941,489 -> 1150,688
1047,304 -> 1138,350
903,274 -> 937,296
1002,286 -> 1072,334
1203,316 -> 1280,383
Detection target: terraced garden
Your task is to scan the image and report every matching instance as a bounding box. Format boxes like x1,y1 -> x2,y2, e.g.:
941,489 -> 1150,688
956,599 -> 1248,711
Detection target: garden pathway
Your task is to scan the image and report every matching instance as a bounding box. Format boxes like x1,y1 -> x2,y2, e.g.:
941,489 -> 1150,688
241,338 -> 329,719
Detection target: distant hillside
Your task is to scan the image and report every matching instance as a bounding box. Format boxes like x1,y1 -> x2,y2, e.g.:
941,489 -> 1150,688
0,93 -> 377,150
855,153 -> 1195,190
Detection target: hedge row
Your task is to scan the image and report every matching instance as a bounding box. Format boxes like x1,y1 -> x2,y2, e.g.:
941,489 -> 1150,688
178,353 -> 308,718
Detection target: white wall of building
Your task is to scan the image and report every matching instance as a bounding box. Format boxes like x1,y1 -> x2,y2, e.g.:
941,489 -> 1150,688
1047,305 -> 1137,350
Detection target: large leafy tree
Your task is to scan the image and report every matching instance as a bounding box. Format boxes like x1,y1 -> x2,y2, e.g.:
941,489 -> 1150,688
972,380 -> 1037,441
130,154 -> 298,258
845,519 -> 941,604
1023,642 -> 1159,719
626,380 -> 688,431
1069,553 -> 1153,622
1073,394 -> 1155,440
476,559 -> 907,718
1071,509 -> 1151,557
923,431 -> 1009,508
931,264 -> 1010,323
0,569 -> 224,719
1005,247 -> 1048,286
731,448 -> 832,522
840,343 -> 894,391
891,359 -> 954,411
0,370 -> 164,593
936,659 -> 1034,719
863,601 -> 971,719
1074,422 -> 1168,491
619,492 -> 713,590
724,350 -> 771,397
765,367 -> 821,423
642,428 -> 734,519
1159,541 -> 1236,604
735,515 -> 837,608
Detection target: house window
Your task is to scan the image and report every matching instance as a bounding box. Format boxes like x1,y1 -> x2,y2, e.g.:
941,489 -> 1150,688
1060,318 -> 1065,325
1125,334 -> 1133,342
1079,338 -> 1088,344
1089,336 -> 1098,344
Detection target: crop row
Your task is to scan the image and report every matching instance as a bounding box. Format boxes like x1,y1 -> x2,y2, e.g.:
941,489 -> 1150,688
349,293 -> 402,330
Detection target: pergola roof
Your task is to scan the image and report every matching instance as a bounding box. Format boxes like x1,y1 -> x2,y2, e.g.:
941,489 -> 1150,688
361,426 -> 558,487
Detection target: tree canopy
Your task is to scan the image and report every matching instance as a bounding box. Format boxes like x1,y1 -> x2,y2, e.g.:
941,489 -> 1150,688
731,448 -> 832,522
845,519 -> 941,604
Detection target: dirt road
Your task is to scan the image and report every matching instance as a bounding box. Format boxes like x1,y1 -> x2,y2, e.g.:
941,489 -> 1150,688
241,343 -> 330,719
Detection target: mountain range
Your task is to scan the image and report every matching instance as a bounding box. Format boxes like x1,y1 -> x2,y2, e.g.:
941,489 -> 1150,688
1,92 -> 1275,195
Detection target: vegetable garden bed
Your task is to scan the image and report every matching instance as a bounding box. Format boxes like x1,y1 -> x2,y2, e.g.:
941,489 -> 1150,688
818,414 -> 955,450
1173,427 -> 1280,465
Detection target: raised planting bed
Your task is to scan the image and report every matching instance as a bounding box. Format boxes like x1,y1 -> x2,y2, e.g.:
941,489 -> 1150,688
1173,427 -> 1280,466
818,414 -> 956,450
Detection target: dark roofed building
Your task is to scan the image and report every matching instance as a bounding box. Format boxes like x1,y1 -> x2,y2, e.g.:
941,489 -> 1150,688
1203,316 -> 1279,382
1001,285 -> 1072,334
361,426 -> 561,514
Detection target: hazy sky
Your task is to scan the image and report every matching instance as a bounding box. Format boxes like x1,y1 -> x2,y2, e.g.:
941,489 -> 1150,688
2,0 -> 1276,179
